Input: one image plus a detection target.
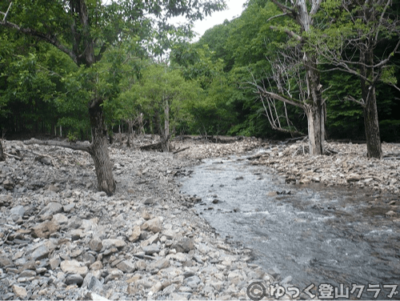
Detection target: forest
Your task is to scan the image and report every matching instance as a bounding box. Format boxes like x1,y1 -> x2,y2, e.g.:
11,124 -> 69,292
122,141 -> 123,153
1,1 -> 400,173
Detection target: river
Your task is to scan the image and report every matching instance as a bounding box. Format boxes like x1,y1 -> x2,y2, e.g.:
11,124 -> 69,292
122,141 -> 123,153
180,152 -> 400,300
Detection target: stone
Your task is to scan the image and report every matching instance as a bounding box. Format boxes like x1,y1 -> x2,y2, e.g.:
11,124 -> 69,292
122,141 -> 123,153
143,244 -> 160,255
12,285 -> 27,299
83,273 -> 104,292
116,260 -> 136,273
60,260 -> 88,277
0,255 -> 12,268
172,238 -> 194,253
170,293 -> 189,300
87,292 -> 109,301
63,203 -> 75,213
90,261 -> 103,271
50,256 -> 61,270
102,239 -> 126,250
129,225 -> 141,242
3,179 -> 15,190
65,273 -> 84,286
347,173 -> 361,182
32,221 -> 60,238
135,260 -> 147,271
211,281 -> 224,291
141,217 -> 162,233
10,205 -> 25,218
89,238 -> 103,252
52,213 -> 68,224
185,275 -> 201,288
228,271 -> 241,284
39,202 -> 63,217
31,244 -> 50,261
147,258 -> 170,271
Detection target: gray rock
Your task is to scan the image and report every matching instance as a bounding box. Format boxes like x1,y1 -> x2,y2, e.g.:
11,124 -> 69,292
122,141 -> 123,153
20,270 -> 36,277
141,217 -> 162,233
102,239 -> 126,250
147,258 -> 170,271
83,273 -> 103,292
3,179 -> 15,190
0,256 -> 12,268
50,256 -> 61,270
10,205 -> 25,218
129,225 -> 141,242
60,260 -> 88,276
65,273 -> 84,285
170,292 -> 190,300
63,203 -> 75,213
116,260 -> 136,273
52,213 -> 68,224
185,275 -> 201,288
31,244 -> 50,261
89,238 -> 103,252
172,238 -> 194,253
39,202 -> 62,217
143,244 -> 160,255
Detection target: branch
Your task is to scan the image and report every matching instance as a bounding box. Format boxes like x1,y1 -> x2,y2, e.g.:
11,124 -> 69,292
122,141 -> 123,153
23,138 -> 92,154
267,13 -> 288,23
344,95 -> 366,107
0,20 -> 77,64
270,0 -> 295,16
0,2 -> 12,21
270,26 -> 302,41
310,0 -> 323,16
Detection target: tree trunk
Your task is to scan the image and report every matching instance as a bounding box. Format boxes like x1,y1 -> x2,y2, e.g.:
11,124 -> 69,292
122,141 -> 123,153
89,100 -> 116,195
363,88 -> 382,159
164,99 -> 170,152
306,106 -> 324,155
127,119 -> 134,147
305,55 -> 324,155
0,140 -> 5,161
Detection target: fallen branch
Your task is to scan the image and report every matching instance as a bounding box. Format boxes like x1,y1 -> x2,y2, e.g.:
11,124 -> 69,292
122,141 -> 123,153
23,138 -> 92,153
140,142 -> 163,151
173,146 -> 190,155
4,152 -> 22,161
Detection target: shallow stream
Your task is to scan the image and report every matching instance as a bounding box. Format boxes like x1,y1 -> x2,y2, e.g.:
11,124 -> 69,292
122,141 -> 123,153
180,153 -> 400,299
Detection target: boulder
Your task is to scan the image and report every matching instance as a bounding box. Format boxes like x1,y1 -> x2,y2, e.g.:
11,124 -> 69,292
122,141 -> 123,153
60,260 -> 89,277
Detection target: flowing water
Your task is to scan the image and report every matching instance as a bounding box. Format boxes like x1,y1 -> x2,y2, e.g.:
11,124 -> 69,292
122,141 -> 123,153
180,153 -> 400,299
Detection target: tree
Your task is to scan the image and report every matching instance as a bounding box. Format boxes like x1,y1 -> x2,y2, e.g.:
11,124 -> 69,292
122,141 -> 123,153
310,0 -> 400,158
253,0 -> 326,155
0,0 -> 225,195
133,63 -> 201,151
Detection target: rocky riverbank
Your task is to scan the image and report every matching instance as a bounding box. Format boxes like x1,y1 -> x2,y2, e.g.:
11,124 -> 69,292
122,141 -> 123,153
248,141 -> 400,195
0,138 -> 276,301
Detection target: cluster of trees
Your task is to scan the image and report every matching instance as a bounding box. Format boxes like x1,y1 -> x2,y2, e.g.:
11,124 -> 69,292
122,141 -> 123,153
0,0 -> 399,195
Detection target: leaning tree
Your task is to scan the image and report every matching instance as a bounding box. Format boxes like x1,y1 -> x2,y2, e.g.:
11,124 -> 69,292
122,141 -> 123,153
0,0 -> 225,195
254,0 -> 325,155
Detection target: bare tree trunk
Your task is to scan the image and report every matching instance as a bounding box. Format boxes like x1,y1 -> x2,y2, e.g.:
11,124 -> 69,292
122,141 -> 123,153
0,140 -> 5,161
164,98 -> 170,152
363,87 -> 382,158
127,119 -> 134,147
305,56 -> 324,155
89,100 -> 116,195
360,49 -> 382,159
